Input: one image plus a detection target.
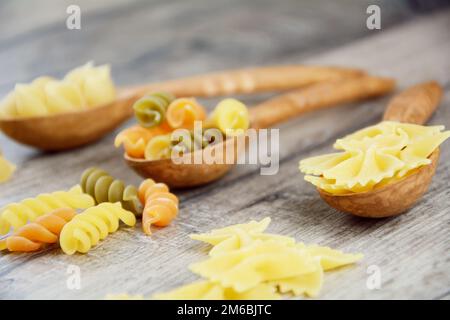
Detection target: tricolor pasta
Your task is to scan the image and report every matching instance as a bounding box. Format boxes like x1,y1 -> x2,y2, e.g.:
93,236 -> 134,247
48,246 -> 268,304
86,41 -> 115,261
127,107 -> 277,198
205,98 -> 250,135
0,63 -> 116,118
138,179 -> 179,235
299,121 -> 450,194
0,185 -> 95,235
133,92 -> 175,128
0,208 -> 76,252
80,167 -> 141,214
59,202 -> 136,255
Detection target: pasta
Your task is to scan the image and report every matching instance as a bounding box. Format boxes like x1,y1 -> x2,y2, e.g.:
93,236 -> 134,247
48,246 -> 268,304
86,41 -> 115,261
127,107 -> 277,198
133,92 -> 175,128
59,202 -> 136,254
0,208 -> 76,252
80,167 -> 142,214
144,134 -> 173,160
165,98 -> 207,129
114,125 -> 170,159
0,63 -> 115,118
154,281 -> 281,300
154,217 -> 362,299
0,185 -> 95,235
299,121 -> 450,194
205,98 -> 249,135
0,150 -> 15,183
138,179 -> 179,235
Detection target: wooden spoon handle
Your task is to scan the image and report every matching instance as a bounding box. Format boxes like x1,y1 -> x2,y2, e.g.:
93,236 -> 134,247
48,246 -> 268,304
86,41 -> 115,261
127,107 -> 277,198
124,65 -> 364,98
249,75 -> 396,129
383,81 -> 442,125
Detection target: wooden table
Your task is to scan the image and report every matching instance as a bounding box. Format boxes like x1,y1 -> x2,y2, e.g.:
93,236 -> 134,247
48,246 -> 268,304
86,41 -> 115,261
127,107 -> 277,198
0,0 -> 449,300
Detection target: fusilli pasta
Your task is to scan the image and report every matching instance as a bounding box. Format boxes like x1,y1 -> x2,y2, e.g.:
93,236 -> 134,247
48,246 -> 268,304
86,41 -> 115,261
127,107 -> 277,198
205,98 -> 249,135
0,149 -> 15,183
165,98 -> 206,129
0,185 -> 95,235
59,202 -> 136,254
80,167 -> 142,214
138,179 -> 178,235
0,208 -> 76,252
0,63 -> 115,118
133,92 -> 175,128
114,125 -> 171,158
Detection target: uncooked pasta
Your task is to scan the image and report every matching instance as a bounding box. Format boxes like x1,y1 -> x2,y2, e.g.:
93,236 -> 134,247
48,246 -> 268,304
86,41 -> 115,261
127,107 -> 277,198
0,208 -> 76,252
80,167 -> 142,214
0,185 -> 94,235
133,92 -> 175,128
59,202 -> 136,254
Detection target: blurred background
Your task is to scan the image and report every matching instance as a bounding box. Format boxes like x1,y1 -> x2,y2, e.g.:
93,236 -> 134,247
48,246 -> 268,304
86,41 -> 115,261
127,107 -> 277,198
0,0 -> 449,162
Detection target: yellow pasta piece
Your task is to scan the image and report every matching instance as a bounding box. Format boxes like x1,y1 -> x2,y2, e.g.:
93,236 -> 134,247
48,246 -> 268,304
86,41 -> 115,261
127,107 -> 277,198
0,63 -> 115,118
0,151 -> 15,183
154,281 -> 281,300
300,121 -> 450,194
0,185 -> 95,235
64,62 -> 116,107
154,217 -> 362,300
59,202 -> 136,255
190,240 -> 318,292
206,98 -> 249,135
190,218 -> 295,256
144,134 -> 173,160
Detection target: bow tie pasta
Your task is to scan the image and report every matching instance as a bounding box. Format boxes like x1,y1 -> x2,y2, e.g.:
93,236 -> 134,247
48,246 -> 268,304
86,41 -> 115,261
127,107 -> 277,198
0,62 -> 116,118
151,218 -> 362,299
300,121 -> 450,194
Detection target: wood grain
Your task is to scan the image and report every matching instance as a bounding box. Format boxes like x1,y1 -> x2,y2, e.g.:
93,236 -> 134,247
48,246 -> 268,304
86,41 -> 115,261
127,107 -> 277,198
0,1 -> 449,300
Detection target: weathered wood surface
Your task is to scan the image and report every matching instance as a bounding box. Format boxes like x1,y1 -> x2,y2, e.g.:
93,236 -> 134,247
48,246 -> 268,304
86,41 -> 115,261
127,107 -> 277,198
0,0 -> 449,299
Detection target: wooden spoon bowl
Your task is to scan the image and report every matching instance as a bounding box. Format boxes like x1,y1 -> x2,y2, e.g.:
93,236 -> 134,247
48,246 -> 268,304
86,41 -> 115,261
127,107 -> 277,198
0,90 -> 137,151
315,81 -> 443,218
318,149 -> 439,218
125,76 -> 396,187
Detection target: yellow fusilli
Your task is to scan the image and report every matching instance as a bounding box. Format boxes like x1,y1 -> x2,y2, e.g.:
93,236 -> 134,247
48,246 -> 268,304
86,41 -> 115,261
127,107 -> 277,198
59,202 -> 136,255
0,185 -> 95,235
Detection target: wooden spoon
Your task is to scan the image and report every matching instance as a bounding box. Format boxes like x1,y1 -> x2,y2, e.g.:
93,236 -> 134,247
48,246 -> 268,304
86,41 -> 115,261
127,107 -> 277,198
317,81 -> 443,218
0,65 -> 363,151
126,75 -> 395,188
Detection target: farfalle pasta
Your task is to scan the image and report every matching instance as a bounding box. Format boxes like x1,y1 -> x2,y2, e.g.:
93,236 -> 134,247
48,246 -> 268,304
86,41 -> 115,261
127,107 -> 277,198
154,218 -> 362,299
154,281 -> 281,300
59,202 -> 136,255
0,63 -> 115,118
0,208 -> 76,252
0,149 -> 15,183
80,167 -> 141,214
138,179 -> 179,235
299,121 -> 450,194
0,185 -> 95,235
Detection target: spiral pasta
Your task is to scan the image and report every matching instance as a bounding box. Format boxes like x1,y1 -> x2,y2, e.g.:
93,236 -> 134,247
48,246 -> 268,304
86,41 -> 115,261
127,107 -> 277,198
165,98 -> 206,129
0,150 -> 15,183
205,98 -> 249,135
138,179 -> 179,235
80,167 -> 142,214
0,208 -> 76,252
114,125 -> 171,158
59,202 -> 136,254
0,63 -> 115,118
0,185 -> 95,236
133,92 -> 175,128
